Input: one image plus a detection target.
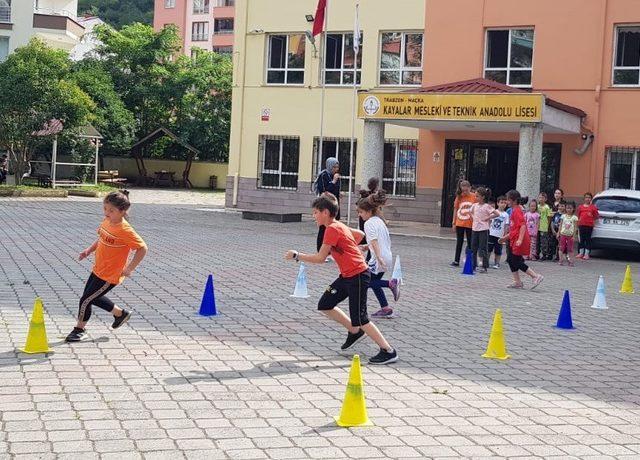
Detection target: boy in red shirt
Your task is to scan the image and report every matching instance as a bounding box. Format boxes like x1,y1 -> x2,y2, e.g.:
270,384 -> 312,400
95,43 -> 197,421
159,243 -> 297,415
285,194 -> 398,365
576,192 -> 599,260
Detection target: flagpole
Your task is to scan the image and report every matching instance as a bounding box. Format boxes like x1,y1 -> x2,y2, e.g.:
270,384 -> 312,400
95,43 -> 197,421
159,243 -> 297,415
318,0 -> 329,185
346,3 -> 359,227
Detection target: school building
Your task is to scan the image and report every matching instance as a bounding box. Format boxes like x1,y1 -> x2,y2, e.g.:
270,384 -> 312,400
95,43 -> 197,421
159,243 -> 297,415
226,0 -> 640,226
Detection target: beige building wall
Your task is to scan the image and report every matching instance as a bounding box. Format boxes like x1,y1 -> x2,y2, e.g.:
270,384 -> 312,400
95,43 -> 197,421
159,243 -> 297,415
228,0 -> 424,212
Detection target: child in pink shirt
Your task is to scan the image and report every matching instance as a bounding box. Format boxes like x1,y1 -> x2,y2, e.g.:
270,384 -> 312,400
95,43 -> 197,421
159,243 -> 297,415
524,200 -> 540,260
470,187 -> 499,272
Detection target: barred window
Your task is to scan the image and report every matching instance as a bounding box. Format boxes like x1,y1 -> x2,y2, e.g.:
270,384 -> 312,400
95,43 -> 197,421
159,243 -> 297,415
258,136 -> 300,190
383,140 -> 417,197
606,146 -> 640,190
313,138 -> 357,192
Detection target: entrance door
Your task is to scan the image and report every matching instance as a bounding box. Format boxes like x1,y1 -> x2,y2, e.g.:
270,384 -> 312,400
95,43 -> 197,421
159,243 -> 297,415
441,140 -> 561,227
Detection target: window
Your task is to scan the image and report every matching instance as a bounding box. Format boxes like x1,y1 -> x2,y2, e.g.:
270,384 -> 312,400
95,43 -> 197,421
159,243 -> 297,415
484,29 -> 534,87
0,0 -> 10,22
383,140 -> 417,197
606,147 -> 640,190
313,138 -> 357,191
324,33 -> 362,85
214,18 -> 233,34
379,32 -> 423,86
258,136 -> 300,190
0,36 -> 7,62
266,35 -> 305,85
164,0 -> 175,8
191,22 -> 208,41
193,0 -> 209,14
613,27 -> 640,85
214,0 -> 234,6
213,46 -> 233,54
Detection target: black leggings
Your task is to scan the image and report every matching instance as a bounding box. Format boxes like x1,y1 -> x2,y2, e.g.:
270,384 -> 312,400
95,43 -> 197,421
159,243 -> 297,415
507,253 -> 529,274
578,226 -> 594,252
471,230 -> 489,270
78,273 -> 116,322
454,226 -> 473,263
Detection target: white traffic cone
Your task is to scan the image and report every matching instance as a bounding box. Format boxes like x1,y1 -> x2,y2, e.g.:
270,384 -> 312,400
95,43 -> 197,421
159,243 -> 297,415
290,262 -> 310,298
590,275 -> 608,310
392,255 -> 404,285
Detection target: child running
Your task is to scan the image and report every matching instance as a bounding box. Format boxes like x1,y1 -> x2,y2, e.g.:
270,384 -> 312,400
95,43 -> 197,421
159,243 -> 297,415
558,201 -> 579,266
66,191 -> 148,342
356,190 -> 400,319
285,194 -> 398,365
549,201 -> 565,261
451,179 -> 475,267
470,187 -> 499,273
537,192 -> 552,260
524,200 -> 540,260
577,192 -> 599,260
488,195 -> 509,269
499,190 -> 544,289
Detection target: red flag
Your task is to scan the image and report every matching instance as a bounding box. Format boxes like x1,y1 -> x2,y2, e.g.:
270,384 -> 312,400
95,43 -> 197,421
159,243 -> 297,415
312,0 -> 327,36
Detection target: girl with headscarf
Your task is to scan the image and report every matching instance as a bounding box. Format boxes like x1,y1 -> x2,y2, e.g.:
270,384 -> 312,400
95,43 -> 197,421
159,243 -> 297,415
315,157 -> 341,251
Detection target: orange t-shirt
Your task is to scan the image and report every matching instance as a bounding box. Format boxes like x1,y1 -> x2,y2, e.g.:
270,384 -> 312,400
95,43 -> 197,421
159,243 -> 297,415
93,218 -> 146,285
453,192 -> 476,228
322,221 -> 368,278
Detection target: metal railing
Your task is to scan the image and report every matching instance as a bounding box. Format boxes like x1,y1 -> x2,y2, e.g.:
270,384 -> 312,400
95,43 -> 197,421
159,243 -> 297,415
34,7 -> 77,20
214,29 -> 233,35
214,0 -> 234,7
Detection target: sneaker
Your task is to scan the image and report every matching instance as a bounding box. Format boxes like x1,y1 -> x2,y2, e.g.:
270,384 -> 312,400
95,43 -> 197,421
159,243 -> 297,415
558,260 -> 565,266
576,253 -> 584,259
369,348 -> 398,365
371,307 -> 395,319
388,279 -> 400,302
568,260 -> 575,267
583,254 -> 590,260
450,261 -> 460,267
507,282 -> 524,289
491,264 -> 500,269
531,275 -> 544,290
340,330 -> 366,351
65,327 -> 87,342
112,309 -> 131,329
479,268 -> 488,274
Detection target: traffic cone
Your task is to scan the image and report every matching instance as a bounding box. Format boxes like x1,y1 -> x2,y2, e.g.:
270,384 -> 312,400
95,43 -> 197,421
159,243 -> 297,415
335,355 -> 372,427
556,290 -> 575,329
290,262 -> 310,298
619,265 -> 635,294
462,249 -> 474,275
199,274 -> 217,316
392,255 -> 404,285
20,298 -> 52,354
482,309 -> 510,360
590,275 -> 608,310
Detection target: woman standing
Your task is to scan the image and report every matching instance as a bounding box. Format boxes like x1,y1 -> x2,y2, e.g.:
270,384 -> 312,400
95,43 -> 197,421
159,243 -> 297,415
315,157 -> 341,251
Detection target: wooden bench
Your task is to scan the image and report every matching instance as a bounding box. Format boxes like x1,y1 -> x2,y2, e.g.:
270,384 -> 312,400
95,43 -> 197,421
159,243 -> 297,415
241,211 -> 302,223
98,170 -> 127,188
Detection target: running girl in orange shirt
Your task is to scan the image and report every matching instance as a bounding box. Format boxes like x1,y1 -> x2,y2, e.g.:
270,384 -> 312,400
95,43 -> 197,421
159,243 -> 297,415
65,191 -> 148,342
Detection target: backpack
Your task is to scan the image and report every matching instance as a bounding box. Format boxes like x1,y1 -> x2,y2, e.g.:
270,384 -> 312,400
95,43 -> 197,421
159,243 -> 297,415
312,171 -> 326,195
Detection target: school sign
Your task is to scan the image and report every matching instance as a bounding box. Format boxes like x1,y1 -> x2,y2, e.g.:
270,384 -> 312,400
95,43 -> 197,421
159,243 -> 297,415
358,93 -> 544,123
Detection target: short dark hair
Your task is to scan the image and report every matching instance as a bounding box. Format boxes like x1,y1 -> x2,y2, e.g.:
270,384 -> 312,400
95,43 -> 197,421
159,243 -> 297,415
497,195 -> 507,202
104,190 -> 131,212
506,190 -> 521,202
312,194 -> 339,217
584,192 -> 593,198
565,200 -> 576,209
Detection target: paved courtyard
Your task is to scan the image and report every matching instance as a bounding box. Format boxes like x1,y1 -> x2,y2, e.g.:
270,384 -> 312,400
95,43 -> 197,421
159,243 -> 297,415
1,197 -> 640,460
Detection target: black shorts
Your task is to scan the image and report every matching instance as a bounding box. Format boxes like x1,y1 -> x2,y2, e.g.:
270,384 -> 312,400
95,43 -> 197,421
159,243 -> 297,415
488,235 -> 503,256
318,270 -> 370,327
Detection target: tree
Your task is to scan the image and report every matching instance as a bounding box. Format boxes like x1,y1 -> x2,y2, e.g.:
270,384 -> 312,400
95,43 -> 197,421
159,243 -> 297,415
0,39 -> 95,184
78,0 -> 153,28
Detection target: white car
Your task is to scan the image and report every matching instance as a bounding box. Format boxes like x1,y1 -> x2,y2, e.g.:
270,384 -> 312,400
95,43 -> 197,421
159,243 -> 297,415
591,189 -> 640,251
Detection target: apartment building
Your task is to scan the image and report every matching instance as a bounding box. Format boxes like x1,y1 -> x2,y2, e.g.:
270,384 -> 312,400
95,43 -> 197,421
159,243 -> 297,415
153,0 -> 235,55
0,0 -> 85,61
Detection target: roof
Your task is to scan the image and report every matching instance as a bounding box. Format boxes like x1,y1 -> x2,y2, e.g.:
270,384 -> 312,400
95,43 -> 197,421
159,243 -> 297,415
131,127 -> 199,157
32,120 -> 103,138
410,78 -> 587,118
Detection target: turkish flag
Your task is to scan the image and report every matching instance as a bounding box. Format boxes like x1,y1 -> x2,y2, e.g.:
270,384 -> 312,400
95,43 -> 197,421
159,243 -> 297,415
312,0 -> 327,36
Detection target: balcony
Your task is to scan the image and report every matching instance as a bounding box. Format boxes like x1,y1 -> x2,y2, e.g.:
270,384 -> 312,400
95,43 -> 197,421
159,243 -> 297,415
213,0 -> 234,6
33,9 -> 85,50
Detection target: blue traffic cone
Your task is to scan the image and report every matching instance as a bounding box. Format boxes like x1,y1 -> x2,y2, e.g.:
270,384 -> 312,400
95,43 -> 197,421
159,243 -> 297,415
392,255 -> 404,285
462,249 -> 474,275
556,290 -> 574,329
199,274 -> 217,316
290,262 -> 310,298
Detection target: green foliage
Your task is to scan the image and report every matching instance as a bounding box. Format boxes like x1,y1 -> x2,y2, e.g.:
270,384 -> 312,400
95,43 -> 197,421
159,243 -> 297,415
0,39 -> 95,184
78,0 -> 153,28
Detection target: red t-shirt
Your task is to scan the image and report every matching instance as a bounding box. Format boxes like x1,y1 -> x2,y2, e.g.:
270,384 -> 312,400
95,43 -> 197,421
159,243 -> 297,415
509,206 -> 530,257
323,221 -> 368,278
577,204 -> 599,227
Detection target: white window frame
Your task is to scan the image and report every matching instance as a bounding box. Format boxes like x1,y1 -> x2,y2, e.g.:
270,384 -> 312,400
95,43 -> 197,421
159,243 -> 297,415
605,147 -> 640,190
382,139 -> 417,197
258,136 -> 300,190
265,34 -> 305,86
191,22 -> 209,42
164,0 -> 175,9
0,0 -> 10,22
192,0 -> 209,15
612,25 -> 640,87
378,31 -> 423,87
322,32 -> 363,87
484,28 -> 534,88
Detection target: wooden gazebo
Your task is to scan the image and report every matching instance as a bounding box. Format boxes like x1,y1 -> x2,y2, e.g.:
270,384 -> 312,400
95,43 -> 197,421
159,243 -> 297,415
131,127 -> 200,188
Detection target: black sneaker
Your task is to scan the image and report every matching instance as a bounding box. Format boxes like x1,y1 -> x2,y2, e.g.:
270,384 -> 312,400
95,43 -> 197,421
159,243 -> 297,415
65,327 -> 87,342
369,348 -> 398,365
112,309 -> 131,329
450,261 -> 460,267
340,330 -> 365,351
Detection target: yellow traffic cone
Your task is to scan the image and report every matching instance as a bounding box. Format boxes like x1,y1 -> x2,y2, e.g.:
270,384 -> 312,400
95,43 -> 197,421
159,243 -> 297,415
482,309 -> 511,360
619,265 -> 635,294
20,298 -> 52,354
334,355 -> 372,427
